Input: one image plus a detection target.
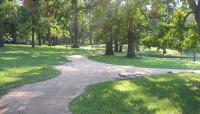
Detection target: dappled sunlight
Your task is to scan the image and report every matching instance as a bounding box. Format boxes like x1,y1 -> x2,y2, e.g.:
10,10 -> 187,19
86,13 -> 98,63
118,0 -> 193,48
0,76 -> 22,85
113,81 -> 138,92
0,66 -> 48,85
0,57 -> 18,61
3,51 -> 30,55
70,73 -> 200,114
0,45 -> 66,95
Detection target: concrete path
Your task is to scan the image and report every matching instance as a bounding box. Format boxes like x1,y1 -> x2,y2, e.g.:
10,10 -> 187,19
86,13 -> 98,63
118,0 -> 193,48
0,55 -> 200,114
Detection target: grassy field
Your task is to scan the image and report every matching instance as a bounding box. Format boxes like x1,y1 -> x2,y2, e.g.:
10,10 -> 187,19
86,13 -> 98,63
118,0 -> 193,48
66,45 -> 200,70
0,45 -> 67,95
69,73 -> 200,114
88,46 -> 200,70
91,54 -> 200,70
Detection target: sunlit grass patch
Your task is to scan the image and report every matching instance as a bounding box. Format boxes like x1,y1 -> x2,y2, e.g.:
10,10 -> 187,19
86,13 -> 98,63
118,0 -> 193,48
0,45 -> 67,95
69,73 -> 200,114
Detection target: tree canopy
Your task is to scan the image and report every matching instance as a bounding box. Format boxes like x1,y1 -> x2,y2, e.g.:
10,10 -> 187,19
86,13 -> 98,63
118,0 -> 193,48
0,0 -> 199,59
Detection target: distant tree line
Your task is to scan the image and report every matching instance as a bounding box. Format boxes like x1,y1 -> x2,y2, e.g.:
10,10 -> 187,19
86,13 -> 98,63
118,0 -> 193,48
0,0 -> 200,60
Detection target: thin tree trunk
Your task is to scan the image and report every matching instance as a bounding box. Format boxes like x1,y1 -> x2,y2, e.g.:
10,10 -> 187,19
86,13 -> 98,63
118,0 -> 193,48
11,22 -> 17,44
64,33 -> 67,50
89,32 -> 93,45
42,38 -> 45,44
187,48 -> 189,61
127,30 -> 136,58
31,16 -> 35,48
193,49 -> 196,62
52,37 -> 55,46
194,5 -> 200,37
38,32 -> 41,45
181,50 -> 183,60
163,46 -> 167,55
71,0 -> 79,48
157,47 -> 160,52
105,38 -> 114,55
47,21 -> 51,46
55,37 -> 59,45
0,19 -> 4,48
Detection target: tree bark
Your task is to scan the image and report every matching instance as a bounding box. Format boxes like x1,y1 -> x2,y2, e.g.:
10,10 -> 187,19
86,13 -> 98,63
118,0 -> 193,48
52,37 -> 57,46
105,38 -> 114,55
114,38 -> 119,52
71,0 -> 79,48
42,38 -> 45,44
31,16 -> 35,48
0,19 -> 4,48
10,22 -> 17,44
189,0 -> 200,36
119,43 -> 123,52
47,21 -> 51,46
48,37 -> 52,46
181,50 -> 183,60
38,32 -> 41,45
55,37 -> 59,45
89,32 -> 93,45
163,47 -> 167,55
127,30 -> 136,58
194,49 -> 196,62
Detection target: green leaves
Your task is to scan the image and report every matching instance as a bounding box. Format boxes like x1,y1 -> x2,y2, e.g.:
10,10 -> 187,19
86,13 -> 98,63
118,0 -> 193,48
0,0 -> 18,20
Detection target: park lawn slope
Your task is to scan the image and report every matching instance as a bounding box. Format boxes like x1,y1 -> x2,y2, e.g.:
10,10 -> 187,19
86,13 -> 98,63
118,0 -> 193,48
0,45 -> 67,95
69,73 -> 200,114
91,55 -> 200,70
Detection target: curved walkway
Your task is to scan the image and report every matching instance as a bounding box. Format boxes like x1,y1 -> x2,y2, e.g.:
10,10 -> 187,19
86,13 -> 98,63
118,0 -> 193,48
0,55 -> 200,114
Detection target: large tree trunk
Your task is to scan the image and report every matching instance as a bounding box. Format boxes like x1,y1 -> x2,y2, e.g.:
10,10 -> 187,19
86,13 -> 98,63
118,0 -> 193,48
119,43 -> 123,52
48,37 -> 52,46
105,38 -> 114,56
52,37 -> 57,46
31,16 -> 35,48
71,0 -> 79,48
127,30 -> 136,58
10,22 -> 17,44
0,19 -> 4,48
114,38 -> 119,52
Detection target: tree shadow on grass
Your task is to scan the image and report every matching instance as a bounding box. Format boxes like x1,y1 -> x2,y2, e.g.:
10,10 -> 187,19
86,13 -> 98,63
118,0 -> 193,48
70,74 -> 200,114
0,65 -> 60,95
69,83 -> 157,114
129,74 -> 200,114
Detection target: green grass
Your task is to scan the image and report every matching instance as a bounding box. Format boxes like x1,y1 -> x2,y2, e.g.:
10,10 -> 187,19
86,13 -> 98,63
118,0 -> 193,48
69,73 -> 200,114
91,54 -> 200,70
75,45 -> 200,70
0,45 -> 67,95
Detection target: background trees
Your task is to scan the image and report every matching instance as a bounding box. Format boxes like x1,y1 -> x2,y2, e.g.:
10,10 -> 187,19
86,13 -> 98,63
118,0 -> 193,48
0,0 -> 200,61
0,0 -> 18,47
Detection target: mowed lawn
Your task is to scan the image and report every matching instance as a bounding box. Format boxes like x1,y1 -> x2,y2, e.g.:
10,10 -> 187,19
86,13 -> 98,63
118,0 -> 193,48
91,54 -> 200,70
0,45 -> 67,95
69,73 -> 200,114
